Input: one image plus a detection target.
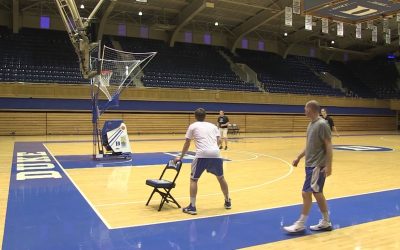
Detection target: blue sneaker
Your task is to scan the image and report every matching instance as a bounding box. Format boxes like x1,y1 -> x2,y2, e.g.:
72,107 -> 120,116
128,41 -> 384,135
183,204 -> 197,215
224,198 -> 231,209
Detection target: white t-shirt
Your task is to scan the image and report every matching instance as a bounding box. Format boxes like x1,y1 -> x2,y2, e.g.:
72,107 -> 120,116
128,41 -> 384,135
185,121 -> 221,158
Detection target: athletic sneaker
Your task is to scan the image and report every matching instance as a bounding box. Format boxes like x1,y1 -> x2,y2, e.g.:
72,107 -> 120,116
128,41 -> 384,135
283,221 -> 306,233
224,146 -> 228,150
224,198 -> 232,209
219,145 -> 223,149
309,219 -> 333,231
182,204 -> 197,215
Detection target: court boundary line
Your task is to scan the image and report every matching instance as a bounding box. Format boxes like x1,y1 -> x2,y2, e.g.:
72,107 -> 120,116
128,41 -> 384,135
109,187 -> 400,230
43,144 -> 113,229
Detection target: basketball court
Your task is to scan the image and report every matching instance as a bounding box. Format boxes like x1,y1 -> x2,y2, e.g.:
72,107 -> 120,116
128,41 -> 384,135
1,0 -> 400,249
1,131 -> 399,249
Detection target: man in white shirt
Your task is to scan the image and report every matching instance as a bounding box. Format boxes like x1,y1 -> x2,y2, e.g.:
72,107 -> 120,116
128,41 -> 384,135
175,108 -> 231,215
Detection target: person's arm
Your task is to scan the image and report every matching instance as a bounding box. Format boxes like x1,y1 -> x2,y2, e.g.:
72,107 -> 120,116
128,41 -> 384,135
225,116 -> 230,126
175,138 -> 191,162
324,137 -> 333,176
292,149 -> 305,167
332,125 -> 339,137
217,136 -> 222,147
329,118 -> 339,137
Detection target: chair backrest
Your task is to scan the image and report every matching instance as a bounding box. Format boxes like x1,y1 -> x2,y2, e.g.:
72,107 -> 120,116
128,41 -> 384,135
159,160 -> 182,183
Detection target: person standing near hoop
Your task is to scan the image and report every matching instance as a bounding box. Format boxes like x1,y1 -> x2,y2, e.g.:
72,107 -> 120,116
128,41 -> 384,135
321,108 -> 339,137
217,110 -> 229,150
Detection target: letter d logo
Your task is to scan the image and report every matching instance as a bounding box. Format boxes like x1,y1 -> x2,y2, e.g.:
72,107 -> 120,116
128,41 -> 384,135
341,5 -> 377,17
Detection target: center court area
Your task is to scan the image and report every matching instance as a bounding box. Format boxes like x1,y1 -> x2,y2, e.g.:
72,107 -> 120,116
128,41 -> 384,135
1,131 -> 400,249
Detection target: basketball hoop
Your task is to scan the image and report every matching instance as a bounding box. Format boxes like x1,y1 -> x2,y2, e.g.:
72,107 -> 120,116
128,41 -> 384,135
93,70 -> 113,101
88,45 -> 157,160
97,70 -> 113,87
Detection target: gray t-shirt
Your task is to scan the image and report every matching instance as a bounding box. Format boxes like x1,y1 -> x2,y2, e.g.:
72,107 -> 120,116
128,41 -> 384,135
305,117 -> 331,168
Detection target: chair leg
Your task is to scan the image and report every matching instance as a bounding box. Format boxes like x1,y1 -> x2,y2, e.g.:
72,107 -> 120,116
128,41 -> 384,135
163,188 -> 170,203
168,194 -> 181,208
158,191 -> 169,211
146,189 -> 157,206
164,190 -> 181,208
158,197 -> 166,211
147,188 -> 181,211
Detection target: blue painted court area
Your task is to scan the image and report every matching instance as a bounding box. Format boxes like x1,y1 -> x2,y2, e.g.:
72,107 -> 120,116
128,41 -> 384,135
3,142 -> 400,250
55,151 -> 230,169
55,152 -> 192,169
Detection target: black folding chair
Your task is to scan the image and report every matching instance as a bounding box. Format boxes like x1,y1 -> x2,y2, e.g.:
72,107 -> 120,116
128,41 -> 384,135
145,160 -> 182,211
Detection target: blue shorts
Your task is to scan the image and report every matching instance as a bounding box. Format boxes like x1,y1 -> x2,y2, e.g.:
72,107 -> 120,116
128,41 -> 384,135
191,158 -> 223,179
302,166 -> 326,193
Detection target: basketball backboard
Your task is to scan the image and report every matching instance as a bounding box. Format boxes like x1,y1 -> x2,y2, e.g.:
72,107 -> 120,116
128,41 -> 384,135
55,0 -> 107,79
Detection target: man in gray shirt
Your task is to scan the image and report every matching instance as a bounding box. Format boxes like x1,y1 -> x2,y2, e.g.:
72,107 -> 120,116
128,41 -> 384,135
283,100 -> 333,233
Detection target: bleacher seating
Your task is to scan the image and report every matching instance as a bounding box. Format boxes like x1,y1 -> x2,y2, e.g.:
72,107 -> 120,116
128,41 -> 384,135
0,27 -> 86,84
290,55 -> 378,98
0,26 -> 399,98
328,61 -> 377,98
347,57 -> 400,99
235,49 -> 344,96
115,37 -> 259,92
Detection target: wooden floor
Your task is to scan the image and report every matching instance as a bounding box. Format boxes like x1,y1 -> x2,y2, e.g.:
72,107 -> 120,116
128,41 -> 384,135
1,131 -> 400,249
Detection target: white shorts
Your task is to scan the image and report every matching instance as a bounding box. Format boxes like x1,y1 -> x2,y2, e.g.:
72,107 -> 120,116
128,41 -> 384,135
219,128 -> 228,138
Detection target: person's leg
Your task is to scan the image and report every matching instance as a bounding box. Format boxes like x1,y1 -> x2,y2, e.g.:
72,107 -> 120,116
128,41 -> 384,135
223,129 -> 228,149
283,191 -> 312,233
297,191 -> 313,223
309,168 -> 332,231
183,158 -> 204,215
183,178 -> 198,215
207,158 -> 231,208
309,192 -> 332,231
311,168 -> 328,220
284,167 -> 315,233
219,128 -> 223,149
217,175 -> 229,201
313,192 -> 329,220
189,179 -> 198,206
217,175 -> 231,209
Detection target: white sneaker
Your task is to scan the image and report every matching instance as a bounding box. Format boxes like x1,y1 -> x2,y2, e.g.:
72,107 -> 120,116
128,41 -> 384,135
283,221 -> 306,233
309,219 -> 333,231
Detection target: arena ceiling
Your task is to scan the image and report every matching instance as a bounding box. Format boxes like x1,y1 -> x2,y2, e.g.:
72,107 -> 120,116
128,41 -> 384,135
2,0 -> 400,56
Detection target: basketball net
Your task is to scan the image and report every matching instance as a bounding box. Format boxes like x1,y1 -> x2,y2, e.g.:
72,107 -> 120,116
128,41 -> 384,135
90,45 -> 156,111
93,70 -> 113,101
